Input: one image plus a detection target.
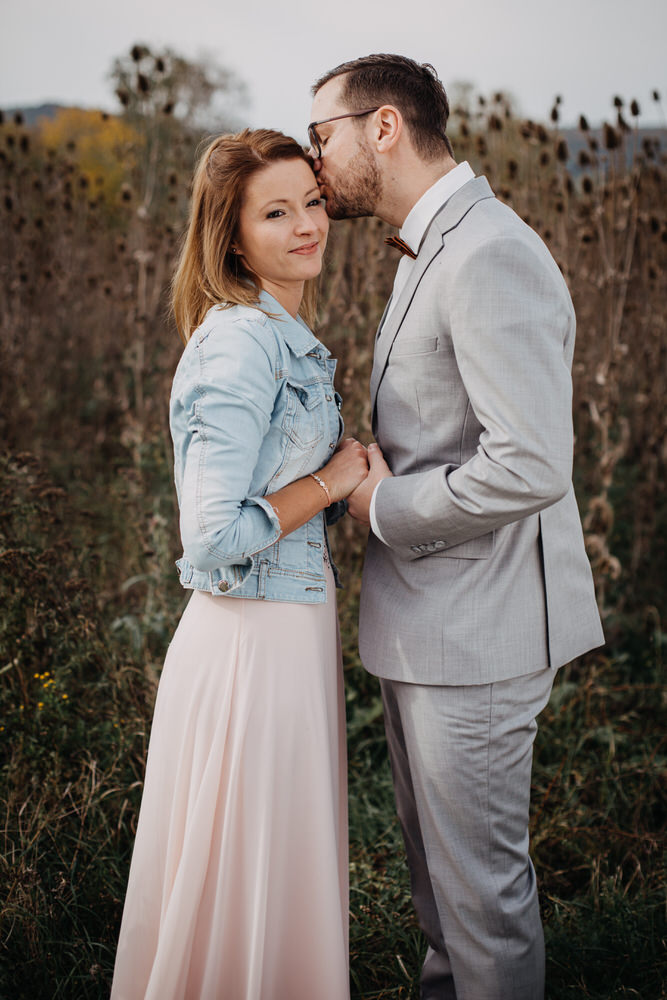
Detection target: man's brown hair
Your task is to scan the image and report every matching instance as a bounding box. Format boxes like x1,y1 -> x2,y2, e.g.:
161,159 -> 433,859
313,53 -> 453,160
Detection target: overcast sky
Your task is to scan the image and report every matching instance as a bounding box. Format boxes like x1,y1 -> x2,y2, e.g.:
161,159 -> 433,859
2,0 -> 666,142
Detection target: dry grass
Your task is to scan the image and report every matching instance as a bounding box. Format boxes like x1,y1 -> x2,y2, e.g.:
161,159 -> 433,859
0,88 -> 665,997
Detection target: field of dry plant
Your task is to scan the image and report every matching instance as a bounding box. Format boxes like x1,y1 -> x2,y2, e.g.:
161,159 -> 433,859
0,48 -> 665,998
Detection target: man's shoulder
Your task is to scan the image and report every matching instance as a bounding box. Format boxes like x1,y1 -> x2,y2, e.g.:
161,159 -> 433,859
435,178 -> 525,238
417,183 -> 569,308
432,182 -> 552,269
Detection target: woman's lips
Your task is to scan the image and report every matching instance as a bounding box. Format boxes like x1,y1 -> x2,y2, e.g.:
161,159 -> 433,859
290,242 -> 320,255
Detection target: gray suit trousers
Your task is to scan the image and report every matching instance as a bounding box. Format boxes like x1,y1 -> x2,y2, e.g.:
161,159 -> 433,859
380,667 -> 554,1000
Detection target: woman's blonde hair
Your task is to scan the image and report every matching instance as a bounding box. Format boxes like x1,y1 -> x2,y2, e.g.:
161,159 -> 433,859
172,128 -> 320,343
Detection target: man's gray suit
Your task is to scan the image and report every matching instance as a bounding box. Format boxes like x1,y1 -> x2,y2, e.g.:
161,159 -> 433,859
360,176 -> 604,999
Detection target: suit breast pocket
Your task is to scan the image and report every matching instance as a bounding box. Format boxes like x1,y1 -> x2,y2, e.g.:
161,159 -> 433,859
391,336 -> 439,358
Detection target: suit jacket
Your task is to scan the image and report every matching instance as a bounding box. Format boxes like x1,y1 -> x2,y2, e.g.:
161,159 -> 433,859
359,176 -> 604,685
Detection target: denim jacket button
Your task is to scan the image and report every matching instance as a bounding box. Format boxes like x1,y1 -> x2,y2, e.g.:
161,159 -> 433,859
218,580 -> 230,592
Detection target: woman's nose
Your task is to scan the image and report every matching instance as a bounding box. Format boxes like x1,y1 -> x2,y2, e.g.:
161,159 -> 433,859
294,210 -> 316,233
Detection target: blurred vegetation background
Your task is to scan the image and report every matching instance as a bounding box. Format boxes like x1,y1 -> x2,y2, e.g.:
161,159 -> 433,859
0,44 -> 665,999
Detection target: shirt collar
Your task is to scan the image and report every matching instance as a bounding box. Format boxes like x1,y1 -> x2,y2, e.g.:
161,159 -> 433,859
258,288 -> 327,358
400,161 -> 475,254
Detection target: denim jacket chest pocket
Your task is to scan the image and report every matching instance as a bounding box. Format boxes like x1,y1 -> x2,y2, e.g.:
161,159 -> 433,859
282,377 -> 326,449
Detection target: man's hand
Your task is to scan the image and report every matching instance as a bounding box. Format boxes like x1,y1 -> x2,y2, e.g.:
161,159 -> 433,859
347,443 -> 393,525
318,437 -> 369,502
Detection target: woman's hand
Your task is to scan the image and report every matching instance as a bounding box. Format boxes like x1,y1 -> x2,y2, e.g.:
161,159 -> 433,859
346,442 -> 393,525
319,438 -> 369,502
266,438 -> 368,539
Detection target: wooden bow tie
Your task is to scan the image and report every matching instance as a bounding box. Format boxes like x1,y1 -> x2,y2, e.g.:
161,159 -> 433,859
384,235 -> 417,259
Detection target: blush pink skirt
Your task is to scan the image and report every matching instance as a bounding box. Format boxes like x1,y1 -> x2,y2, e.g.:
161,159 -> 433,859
111,562 -> 349,1000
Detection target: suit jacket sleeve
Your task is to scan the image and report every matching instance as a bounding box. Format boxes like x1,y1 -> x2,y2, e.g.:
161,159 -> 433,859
373,235 -> 575,555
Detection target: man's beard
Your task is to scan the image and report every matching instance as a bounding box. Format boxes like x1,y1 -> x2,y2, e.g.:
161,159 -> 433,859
323,145 -> 382,221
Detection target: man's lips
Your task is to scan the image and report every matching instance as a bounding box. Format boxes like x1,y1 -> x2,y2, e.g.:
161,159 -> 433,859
290,242 -> 320,255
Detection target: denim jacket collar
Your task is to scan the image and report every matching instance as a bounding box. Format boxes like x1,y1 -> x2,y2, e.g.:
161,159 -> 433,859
258,289 -> 329,359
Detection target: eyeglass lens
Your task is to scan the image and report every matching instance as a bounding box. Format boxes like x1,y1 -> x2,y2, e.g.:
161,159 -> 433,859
308,125 -> 321,158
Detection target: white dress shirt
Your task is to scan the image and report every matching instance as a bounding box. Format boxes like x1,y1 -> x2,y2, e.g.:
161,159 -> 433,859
369,162 -> 476,542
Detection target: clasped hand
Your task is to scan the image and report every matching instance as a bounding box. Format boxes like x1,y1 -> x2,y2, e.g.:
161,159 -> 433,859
320,438 -> 392,526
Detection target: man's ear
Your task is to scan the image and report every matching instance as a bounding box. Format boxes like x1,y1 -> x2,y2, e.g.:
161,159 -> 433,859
373,105 -> 402,153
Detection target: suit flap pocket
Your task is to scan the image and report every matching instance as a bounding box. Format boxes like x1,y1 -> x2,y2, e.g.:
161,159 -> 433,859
434,531 -> 495,560
392,336 -> 439,358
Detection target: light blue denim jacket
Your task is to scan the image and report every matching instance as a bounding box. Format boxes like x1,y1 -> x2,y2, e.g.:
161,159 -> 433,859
170,290 -> 345,603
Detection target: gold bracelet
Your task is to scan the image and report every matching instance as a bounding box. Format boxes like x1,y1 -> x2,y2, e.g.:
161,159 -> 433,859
309,473 -> 331,505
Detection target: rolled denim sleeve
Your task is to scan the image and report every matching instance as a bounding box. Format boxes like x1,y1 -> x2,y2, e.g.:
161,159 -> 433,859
176,317 -> 283,576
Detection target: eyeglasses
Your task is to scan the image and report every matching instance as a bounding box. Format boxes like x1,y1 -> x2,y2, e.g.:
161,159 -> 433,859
307,108 -> 380,159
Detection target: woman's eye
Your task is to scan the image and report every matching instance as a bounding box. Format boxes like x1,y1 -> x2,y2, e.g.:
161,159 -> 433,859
307,198 -> 323,208
266,209 -> 285,219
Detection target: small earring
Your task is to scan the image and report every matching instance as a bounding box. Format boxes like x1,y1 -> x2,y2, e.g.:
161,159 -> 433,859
230,247 -> 237,254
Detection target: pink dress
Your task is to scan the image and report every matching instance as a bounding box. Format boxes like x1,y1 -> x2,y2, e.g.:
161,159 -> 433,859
111,560 -> 349,999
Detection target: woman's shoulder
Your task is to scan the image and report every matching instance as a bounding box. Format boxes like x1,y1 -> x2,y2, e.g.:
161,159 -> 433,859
195,301 -> 274,341
174,303 -> 286,390
187,302 -> 286,360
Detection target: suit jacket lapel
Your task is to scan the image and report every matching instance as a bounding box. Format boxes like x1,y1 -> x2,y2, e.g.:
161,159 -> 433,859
370,223 -> 444,411
370,176 -> 496,416
375,292 -> 394,338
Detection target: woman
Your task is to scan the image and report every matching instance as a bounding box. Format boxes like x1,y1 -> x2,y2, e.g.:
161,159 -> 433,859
111,129 -> 368,1000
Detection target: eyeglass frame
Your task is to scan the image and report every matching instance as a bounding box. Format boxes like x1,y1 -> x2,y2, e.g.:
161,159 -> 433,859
307,108 -> 380,159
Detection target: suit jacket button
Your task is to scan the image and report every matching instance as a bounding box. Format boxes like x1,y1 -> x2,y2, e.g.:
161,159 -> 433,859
218,580 -> 230,592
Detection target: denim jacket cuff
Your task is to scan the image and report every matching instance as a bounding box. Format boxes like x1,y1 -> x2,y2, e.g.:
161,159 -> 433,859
246,494 -> 282,540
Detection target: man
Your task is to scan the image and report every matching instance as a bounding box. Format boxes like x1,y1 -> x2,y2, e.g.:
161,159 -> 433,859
309,55 -> 604,1000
